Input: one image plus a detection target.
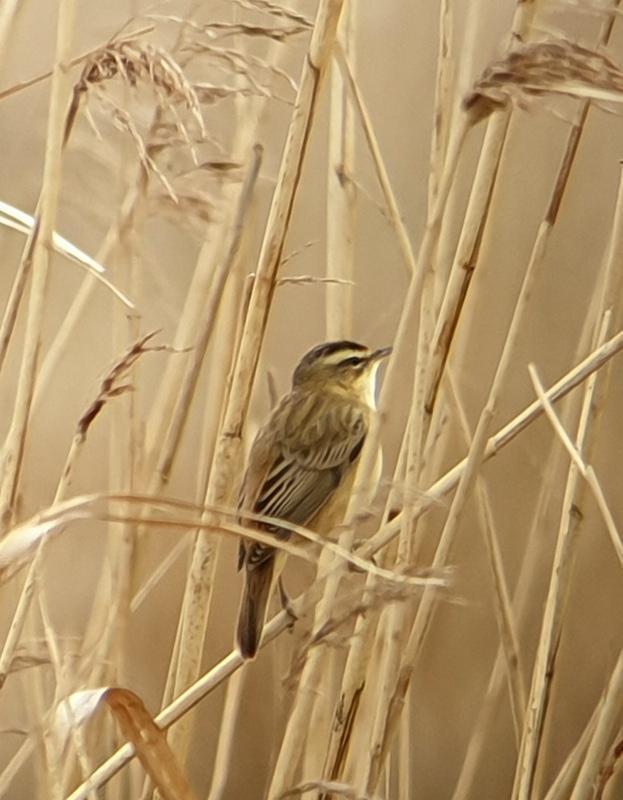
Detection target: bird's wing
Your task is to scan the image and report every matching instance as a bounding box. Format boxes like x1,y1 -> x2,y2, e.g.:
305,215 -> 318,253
238,391 -> 368,570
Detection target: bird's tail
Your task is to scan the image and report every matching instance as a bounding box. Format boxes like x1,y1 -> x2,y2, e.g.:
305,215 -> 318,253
236,560 -> 274,659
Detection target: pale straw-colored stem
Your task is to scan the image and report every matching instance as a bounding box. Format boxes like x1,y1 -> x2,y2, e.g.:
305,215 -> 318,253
168,0 -> 346,772
325,4 -> 356,340
0,0 -> 77,524
334,43 -> 418,277
446,372 -> 526,738
569,652 -> 623,800
511,335 -> 611,800
64,323 -> 623,799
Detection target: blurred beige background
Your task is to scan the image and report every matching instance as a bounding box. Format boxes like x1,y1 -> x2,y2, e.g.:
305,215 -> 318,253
1,0 -> 623,797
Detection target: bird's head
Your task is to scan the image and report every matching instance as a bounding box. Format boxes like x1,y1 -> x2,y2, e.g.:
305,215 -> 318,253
292,340 -> 392,407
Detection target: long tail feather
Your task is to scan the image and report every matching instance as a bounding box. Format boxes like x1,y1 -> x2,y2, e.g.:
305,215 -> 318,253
236,560 -> 274,659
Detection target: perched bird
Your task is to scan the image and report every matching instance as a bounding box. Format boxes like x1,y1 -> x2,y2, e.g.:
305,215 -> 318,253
235,339 -> 392,659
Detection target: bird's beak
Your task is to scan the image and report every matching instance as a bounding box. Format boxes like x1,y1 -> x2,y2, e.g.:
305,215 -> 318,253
369,346 -> 392,362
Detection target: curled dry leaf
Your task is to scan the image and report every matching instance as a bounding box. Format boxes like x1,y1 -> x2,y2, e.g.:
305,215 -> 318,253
56,688 -> 197,800
465,39 -> 623,122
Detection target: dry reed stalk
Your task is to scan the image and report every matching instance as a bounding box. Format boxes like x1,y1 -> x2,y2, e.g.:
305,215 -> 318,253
59,316 -> 623,799
364,286 -> 614,793
0,0 -> 77,527
162,268 -> 252,799
424,1 -> 620,418
157,101 -> 270,792
569,652 -> 623,800
30,177 -> 146,413
356,433 -> 427,795
512,354 -> 616,800
428,0 -> 454,209
153,144 -> 262,487
0,1 -> 78,788
319,1 -> 459,781
0,331 -> 160,729
508,135 -> 623,796
0,741 -> 34,797
325,4 -> 356,340
206,668 -> 246,800
324,319 -> 623,792
299,4 -> 359,782
142,110 -> 266,472
318,432 -> 414,794
422,111 -> 509,417
349,5 -> 459,782
544,708 -> 598,800
359,10 -> 621,785
107,161 -> 146,701
446,372 -> 526,739
449,412 -> 579,800
303,47 -> 472,800
334,44 -> 417,278
167,0 -> 347,771
0,27 -> 151,391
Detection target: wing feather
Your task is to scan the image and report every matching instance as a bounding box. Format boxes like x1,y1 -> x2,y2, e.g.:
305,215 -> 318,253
238,390 -> 368,570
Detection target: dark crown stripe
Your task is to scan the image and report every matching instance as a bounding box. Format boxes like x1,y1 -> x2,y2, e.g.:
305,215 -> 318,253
305,340 -> 367,363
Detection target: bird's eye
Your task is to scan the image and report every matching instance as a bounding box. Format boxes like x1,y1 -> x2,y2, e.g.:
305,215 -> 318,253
339,356 -> 365,368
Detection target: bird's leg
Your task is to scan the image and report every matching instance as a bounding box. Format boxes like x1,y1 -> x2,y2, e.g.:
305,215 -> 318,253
278,577 -> 298,630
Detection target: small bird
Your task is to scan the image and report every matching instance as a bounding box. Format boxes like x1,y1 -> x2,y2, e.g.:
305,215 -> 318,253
235,339 -> 392,659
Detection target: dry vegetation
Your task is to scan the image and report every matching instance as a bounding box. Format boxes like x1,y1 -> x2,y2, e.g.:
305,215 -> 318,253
0,0 -> 623,797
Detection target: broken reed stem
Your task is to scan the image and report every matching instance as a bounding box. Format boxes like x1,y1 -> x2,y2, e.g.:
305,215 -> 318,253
0,0 -> 77,525
64,324 -> 623,800
167,0 -> 346,770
